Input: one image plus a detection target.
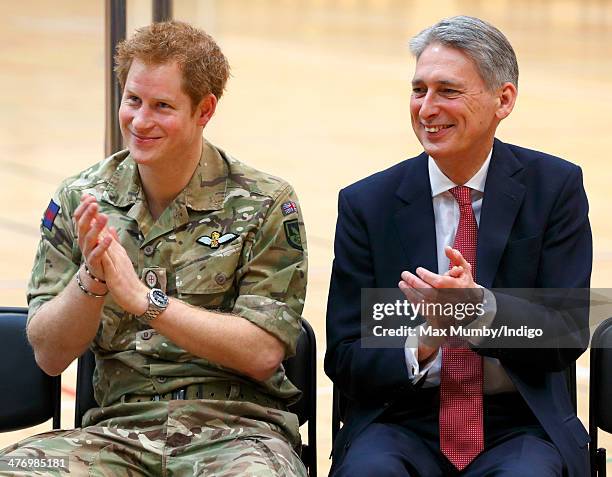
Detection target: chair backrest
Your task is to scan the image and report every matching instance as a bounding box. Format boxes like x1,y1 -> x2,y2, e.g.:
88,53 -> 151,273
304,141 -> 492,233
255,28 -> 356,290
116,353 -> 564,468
589,317 -> 612,476
590,317 -> 612,433
75,318 -> 317,477
284,319 -> 317,477
74,346 -> 96,428
0,307 -> 61,431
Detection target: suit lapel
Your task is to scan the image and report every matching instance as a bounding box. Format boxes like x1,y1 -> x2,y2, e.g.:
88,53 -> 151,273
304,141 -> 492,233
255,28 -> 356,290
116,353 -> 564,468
392,153 -> 438,275
477,139 -> 526,287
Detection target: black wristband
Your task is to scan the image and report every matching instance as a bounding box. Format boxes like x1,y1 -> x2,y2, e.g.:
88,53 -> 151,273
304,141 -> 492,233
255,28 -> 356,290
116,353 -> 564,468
84,263 -> 106,284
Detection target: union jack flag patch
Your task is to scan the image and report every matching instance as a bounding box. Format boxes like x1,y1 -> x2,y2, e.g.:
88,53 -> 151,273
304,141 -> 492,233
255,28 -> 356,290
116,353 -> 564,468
281,201 -> 298,216
42,199 -> 60,231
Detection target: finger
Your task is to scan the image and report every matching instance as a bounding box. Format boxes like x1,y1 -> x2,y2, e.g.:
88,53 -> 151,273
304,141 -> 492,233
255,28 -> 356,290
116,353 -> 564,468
402,270 -> 442,303
92,214 -> 110,244
73,194 -> 96,221
443,265 -> 461,277
81,192 -> 95,203
108,226 -> 120,241
445,246 -> 470,270
415,267 -> 446,288
77,205 -> 99,255
83,213 -> 108,253
447,265 -> 464,278
82,216 -> 108,261
74,200 -> 96,231
88,234 -> 113,267
399,280 -> 425,304
445,246 -> 460,266
77,201 -> 98,235
400,270 -> 432,289
100,250 -> 116,276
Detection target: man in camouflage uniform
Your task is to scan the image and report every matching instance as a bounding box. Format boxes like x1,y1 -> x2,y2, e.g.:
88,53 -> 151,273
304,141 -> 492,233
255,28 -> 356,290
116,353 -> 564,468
0,21 -> 307,476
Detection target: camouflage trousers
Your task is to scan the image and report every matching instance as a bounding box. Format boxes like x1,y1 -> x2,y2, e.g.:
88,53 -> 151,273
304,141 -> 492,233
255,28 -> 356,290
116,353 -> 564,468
0,399 -> 307,476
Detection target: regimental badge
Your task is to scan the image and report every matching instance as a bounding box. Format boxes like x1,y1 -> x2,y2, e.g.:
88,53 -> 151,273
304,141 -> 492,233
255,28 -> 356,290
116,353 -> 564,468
197,231 -> 239,249
42,199 -> 60,231
281,200 -> 298,216
283,219 -> 303,251
145,270 -> 158,288
141,267 -> 167,292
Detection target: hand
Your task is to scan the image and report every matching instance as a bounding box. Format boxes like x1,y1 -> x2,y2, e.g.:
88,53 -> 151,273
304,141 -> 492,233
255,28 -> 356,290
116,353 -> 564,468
408,246 -> 477,289
400,246 -> 482,300
398,271 -> 452,360
73,194 -> 112,295
73,193 -> 112,282
398,247 -> 483,362
100,230 -> 149,316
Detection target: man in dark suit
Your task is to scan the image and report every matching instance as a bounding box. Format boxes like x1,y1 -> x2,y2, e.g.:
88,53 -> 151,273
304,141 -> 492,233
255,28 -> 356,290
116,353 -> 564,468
325,15 -> 591,477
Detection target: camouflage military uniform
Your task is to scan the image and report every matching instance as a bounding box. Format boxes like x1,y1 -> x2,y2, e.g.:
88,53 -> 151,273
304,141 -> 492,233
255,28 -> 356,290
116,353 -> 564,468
0,140 -> 308,476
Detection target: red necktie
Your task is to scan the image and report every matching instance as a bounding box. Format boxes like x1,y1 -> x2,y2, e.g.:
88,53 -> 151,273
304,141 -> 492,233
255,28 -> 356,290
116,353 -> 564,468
439,186 -> 484,470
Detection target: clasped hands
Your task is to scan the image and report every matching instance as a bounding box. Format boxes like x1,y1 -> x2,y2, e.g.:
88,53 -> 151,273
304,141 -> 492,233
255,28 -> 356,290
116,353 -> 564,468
73,193 -> 149,316
398,246 -> 483,364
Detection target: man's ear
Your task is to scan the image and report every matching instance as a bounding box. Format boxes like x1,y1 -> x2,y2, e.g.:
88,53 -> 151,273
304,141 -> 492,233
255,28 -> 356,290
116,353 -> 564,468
195,93 -> 217,128
495,82 -> 517,121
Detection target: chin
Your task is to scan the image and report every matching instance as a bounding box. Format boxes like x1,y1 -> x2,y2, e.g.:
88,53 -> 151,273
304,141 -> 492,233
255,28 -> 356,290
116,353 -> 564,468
422,143 -> 446,159
129,150 -> 156,165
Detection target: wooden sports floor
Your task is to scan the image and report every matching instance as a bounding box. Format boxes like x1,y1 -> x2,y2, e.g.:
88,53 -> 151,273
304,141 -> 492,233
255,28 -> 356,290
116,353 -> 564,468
1,0 -> 611,474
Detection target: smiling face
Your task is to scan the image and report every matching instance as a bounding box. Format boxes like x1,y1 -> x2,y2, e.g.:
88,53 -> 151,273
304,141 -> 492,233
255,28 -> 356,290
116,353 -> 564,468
410,43 -> 514,174
118,58 -> 214,170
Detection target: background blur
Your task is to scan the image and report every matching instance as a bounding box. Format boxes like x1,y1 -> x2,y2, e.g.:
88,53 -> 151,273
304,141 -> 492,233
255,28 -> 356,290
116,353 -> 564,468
1,0 -> 611,474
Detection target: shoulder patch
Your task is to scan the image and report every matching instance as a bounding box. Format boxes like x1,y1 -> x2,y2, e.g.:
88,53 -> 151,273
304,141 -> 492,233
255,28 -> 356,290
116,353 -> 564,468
283,219 -> 303,251
281,200 -> 298,216
42,199 -> 60,231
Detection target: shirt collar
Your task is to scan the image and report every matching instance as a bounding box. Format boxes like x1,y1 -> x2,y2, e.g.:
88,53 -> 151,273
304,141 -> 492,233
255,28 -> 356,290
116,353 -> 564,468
104,139 -> 228,211
181,139 -> 228,211
428,149 -> 492,197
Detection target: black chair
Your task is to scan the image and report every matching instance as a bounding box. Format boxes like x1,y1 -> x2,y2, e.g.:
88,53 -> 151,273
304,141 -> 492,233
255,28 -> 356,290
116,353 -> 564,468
590,317 -> 612,477
0,307 -> 61,432
75,319 -> 318,477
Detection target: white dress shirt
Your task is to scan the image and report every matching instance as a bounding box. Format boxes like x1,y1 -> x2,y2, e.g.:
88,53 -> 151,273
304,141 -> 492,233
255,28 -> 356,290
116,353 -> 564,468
404,151 -> 516,394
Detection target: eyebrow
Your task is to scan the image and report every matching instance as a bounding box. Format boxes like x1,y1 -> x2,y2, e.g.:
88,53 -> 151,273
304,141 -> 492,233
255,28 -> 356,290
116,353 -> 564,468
411,78 -> 463,88
124,89 -> 175,103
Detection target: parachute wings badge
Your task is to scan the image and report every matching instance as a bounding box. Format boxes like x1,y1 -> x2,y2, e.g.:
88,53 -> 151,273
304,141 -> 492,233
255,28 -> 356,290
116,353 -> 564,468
197,231 -> 239,249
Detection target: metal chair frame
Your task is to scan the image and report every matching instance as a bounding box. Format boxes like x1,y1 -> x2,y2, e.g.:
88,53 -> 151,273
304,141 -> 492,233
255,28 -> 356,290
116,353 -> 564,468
589,317 -> 612,477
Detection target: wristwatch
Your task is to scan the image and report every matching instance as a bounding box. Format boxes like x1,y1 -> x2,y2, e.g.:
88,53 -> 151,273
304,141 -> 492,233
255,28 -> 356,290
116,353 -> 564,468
137,288 -> 169,323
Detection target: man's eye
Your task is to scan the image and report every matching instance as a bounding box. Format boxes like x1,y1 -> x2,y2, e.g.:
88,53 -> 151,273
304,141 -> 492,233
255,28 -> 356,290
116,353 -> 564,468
158,102 -> 171,109
412,88 -> 426,96
125,96 -> 140,104
441,89 -> 459,95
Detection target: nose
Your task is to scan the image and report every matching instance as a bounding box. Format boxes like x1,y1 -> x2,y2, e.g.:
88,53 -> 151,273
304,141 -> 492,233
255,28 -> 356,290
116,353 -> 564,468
418,91 -> 440,121
131,106 -> 154,131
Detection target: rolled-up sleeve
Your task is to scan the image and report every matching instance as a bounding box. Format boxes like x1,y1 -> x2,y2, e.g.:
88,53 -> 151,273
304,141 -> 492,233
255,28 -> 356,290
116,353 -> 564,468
27,184 -> 80,325
232,183 -> 308,357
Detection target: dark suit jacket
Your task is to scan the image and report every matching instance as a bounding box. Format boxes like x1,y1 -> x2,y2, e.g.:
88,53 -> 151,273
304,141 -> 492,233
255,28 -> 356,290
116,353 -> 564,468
324,138 -> 592,477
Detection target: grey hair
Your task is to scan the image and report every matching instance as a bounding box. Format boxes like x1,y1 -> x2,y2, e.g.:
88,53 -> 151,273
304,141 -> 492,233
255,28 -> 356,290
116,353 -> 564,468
409,16 -> 518,90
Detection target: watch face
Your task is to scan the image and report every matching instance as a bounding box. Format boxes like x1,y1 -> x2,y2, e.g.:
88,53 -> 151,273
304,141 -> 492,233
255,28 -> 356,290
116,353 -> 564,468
150,288 -> 169,308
